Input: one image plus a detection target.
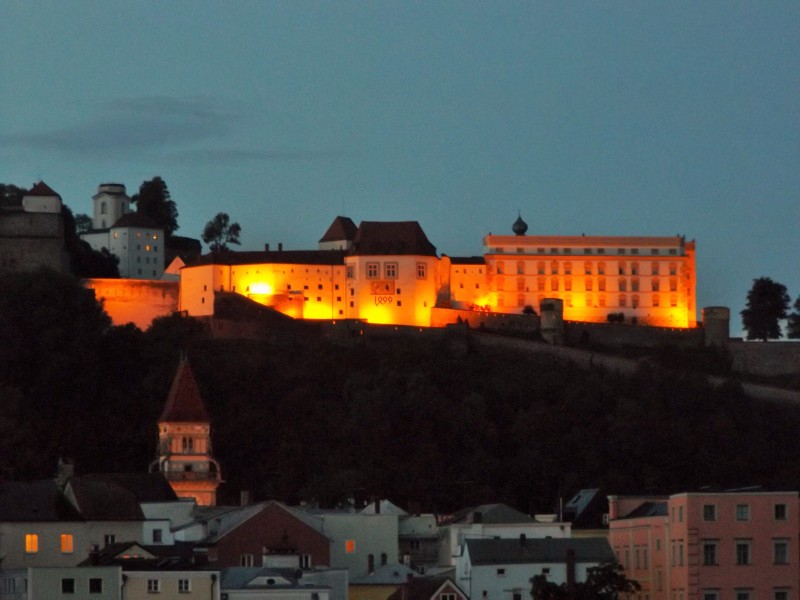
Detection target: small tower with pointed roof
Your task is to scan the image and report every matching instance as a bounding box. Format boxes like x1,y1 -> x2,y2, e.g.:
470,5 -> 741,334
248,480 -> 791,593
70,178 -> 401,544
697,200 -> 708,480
512,212 -> 528,236
151,358 -> 221,505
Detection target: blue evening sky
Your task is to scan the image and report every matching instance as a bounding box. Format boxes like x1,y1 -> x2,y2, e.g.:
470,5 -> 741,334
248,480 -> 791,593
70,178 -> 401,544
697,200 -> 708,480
2,2 -> 798,331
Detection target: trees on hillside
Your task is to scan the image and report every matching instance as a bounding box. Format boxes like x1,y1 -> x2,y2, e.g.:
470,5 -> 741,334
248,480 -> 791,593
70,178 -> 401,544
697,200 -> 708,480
740,277 -> 790,341
131,176 -> 179,237
531,562 -> 640,600
787,296 -> 800,339
202,212 -> 241,252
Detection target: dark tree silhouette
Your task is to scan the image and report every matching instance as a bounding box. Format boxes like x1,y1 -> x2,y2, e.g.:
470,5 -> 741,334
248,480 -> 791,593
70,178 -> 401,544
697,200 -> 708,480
787,295 -> 800,339
202,212 -> 242,252
740,277 -> 790,341
131,177 -> 179,237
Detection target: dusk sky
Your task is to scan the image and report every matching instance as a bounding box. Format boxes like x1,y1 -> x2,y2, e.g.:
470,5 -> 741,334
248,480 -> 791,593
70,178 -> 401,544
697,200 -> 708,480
3,2 -> 798,332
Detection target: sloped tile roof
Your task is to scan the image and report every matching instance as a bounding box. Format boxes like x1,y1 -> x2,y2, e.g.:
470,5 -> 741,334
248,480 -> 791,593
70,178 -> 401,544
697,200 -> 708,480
112,212 -> 162,229
386,577 -> 465,600
623,501 -> 668,519
351,563 -> 418,585
26,181 -> 61,198
67,478 -> 144,520
319,216 -> 358,243
465,537 -> 614,565
0,480 -> 82,521
192,250 -> 347,267
77,473 -> 177,504
159,360 -> 210,422
351,222 -> 437,256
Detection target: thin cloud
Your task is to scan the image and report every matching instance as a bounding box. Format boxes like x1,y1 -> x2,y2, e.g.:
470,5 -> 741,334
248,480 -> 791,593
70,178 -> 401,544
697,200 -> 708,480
161,148 -> 347,165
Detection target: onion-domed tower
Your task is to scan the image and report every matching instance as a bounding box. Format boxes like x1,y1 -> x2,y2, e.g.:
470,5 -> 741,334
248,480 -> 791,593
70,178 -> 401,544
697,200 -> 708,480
512,213 -> 528,236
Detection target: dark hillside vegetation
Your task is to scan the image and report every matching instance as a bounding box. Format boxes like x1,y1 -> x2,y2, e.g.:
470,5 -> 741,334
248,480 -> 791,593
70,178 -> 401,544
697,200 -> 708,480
1,270 -> 798,512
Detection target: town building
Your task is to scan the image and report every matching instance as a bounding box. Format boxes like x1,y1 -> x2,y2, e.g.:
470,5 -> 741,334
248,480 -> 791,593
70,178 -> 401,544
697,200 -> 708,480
608,490 -> 799,599
81,184 -> 165,280
0,181 -> 68,274
151,359 -> 222,506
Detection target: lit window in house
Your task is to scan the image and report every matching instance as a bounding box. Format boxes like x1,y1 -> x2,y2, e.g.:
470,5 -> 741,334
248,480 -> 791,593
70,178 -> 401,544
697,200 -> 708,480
25,534 -> 38,553
61,534 -> 74,553
366,263 -> 379,279
345,540 -> 356,554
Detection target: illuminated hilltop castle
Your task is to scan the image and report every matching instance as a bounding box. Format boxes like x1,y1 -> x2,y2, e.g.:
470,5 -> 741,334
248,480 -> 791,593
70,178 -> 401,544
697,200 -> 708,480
176,215 -> 697,329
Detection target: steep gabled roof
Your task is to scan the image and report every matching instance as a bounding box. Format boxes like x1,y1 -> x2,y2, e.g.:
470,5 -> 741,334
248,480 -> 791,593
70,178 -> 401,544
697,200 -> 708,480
67,478 -> 144,520
26,181 -> 61,198
159,360 -> 210,423
351,221 -> 437,256
319,216 -> 358,243
465,537 -> 614,565
79,473 -> 178,503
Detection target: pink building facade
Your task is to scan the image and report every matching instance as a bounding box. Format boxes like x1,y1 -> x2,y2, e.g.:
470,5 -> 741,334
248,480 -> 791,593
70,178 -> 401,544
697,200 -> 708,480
609,491 -> 799,600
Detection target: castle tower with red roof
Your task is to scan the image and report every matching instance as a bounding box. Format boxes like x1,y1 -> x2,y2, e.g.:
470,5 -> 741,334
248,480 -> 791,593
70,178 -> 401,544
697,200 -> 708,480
151,358 -> 221,505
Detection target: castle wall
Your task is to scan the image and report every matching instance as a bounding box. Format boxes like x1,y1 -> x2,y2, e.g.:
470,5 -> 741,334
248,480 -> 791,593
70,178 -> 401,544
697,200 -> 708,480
563,320 -> 705,349
84,278 -> 179,330
728,341 -> 800,378
0,211 -> 68,274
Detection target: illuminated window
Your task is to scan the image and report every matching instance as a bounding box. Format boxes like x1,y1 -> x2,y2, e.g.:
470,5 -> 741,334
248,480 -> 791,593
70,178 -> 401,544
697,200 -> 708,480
631,262 -> 639,275
550,261 -> 558,275
599,295 -> 606,307
652,279 -> 659,291
598,262 -> 606,275
618,263 -> 626,275
497,277 -> 504,290
653,295 -> 660,307
113,232 -> 119,239
537,278 -> 545,291
136,232 -> 142,239
347,265 -> 355,279
566,294 -> 573,307
619,294 -> 627,307
145,244 -> 151,251
584,262 -> 592,275
516,278 -> 525,292
632,279 -> 639,292
417,263 -> 427,279
153,233 -> 158,240
516,261 -> 525,275
345,540 -> 356,554
564,262 -> 572,275
669,263 -> 677,276
385,263 -> 398,279
496,261 -> 505,274
585,279 -> 592,291
632,295 -> 639,308
585,294 -> 592,307
619,280 -> 627,292
565,279 -> 572,291
517,294 -> 525,307
598,278 -> 606,291
652,262 -> 660,275
537,261 -> 545,275
670,295 -> 677,307
366,263 -> 379,279
670,278 -> 677,292
550,278 -> 558,291
25,534 -> 38,553
61,534 -> 74,553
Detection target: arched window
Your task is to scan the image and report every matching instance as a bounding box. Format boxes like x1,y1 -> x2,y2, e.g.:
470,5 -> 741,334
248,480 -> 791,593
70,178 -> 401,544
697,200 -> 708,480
516,261 -> 525,275
100,201 -> 107,214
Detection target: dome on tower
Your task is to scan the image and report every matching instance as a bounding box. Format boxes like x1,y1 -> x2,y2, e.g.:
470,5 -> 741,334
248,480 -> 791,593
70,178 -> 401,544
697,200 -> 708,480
512,214 -> 528,236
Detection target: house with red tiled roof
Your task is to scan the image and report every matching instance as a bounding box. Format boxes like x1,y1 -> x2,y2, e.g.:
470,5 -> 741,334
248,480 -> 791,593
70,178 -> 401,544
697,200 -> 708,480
150,359 -> 221,506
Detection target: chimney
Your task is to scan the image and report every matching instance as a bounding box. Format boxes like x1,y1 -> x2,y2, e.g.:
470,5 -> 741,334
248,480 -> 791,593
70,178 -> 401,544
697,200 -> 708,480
278,242 -> 283,251
607,495 -> 618,521
565,549 -> 576,593
265,243 -> 270,251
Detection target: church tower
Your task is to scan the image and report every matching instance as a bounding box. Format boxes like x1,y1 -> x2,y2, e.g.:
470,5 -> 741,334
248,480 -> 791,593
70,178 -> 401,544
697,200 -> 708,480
92,183 -> 130,229
151,358 -> 221,505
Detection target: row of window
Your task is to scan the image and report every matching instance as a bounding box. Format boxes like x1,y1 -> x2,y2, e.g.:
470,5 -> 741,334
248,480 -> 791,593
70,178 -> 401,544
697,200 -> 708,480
147,578 -> 191,593
493,246 -> 680,256
703,590 -> 789,600
25,533 -> 117,553
61,577 -> 104,594
503,293 -> 680,309
497,261 -> 680,276
500,277 -> 679,293
361,262 -> 428,280
700,539 -> 790,566
699,503 -> 788,522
